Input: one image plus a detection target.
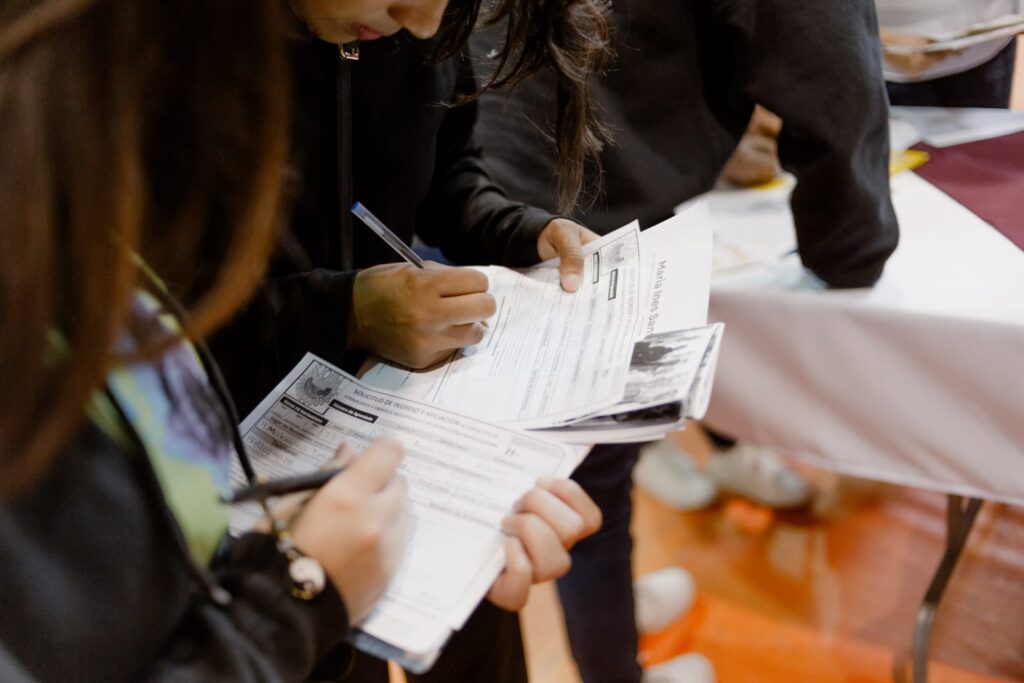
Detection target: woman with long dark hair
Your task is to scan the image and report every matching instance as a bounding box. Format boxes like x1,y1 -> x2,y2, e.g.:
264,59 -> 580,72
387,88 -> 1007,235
206,0 -> 616,680
0,2 -> 410,679
0,0 -> 602,679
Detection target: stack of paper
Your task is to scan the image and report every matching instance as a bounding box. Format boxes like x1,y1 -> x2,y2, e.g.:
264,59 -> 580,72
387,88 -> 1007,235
891,106 -> 1024,148
881,8 -> 1024,83
883,13 -> 1024,55
539,322 -> 723,444
229,357 -> 587,672
362,202 -> 723,444
690,180 -> 798,273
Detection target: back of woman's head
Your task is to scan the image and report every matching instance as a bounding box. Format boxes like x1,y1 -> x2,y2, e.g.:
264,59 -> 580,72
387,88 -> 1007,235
0,0 -> 289,496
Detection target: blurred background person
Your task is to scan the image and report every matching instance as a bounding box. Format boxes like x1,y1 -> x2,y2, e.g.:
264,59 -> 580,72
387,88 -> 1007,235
210,0 -> 611,681
473,1 -> 899,681
879,0 -> 1022,108
0,2 -> 400,679
0,1 -> 599,680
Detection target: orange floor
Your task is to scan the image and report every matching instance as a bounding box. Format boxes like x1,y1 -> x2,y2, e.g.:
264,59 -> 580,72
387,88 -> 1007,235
518,427 -> 1024,683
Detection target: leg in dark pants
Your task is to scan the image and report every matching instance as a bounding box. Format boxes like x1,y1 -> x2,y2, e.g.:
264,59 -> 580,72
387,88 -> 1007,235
704,428 -> 735,450
409,601 -> 527,683
340,601 -> 527,683
557,443 -> 644,683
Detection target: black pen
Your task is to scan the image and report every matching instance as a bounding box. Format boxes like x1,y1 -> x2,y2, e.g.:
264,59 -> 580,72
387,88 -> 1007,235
221,467 -> 345,504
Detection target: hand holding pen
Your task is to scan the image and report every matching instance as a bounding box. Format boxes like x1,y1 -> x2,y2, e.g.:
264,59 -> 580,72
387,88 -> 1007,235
229,439 -> 409,625
223,467 -> 348,504
347,202 -> 497,369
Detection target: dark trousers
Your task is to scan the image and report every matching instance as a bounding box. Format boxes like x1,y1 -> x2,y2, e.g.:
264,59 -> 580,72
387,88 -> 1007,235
341,601 -> 527,683
706,428 -> 735,450
887,41 -> 1017,109
557,443 -> 644,683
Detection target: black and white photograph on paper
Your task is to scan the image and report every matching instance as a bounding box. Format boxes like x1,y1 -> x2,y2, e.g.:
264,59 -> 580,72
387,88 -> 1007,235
619,325 -> 719,411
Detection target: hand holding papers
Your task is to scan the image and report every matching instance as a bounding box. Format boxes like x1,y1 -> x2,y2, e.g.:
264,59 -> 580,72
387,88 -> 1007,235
230,204 -> 723,671
363,223 -> 644,427
229,355 -> 588,671
363,201 -> 724,444
535,217 -> 601,292
540,202 -> 724,443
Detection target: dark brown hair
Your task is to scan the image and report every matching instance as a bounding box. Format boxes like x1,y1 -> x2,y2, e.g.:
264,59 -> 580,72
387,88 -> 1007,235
0,0 -> 289,496
439,0 -> 612,212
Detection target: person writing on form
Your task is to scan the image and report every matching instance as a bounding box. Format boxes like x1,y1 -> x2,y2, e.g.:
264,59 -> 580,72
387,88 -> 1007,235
207,0 -> 611,680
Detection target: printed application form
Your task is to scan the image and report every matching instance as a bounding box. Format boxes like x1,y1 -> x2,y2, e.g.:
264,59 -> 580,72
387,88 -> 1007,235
229,353 -> 586,670
362,223 -> 643,428
537,204 -> 725,443
543,323 -> 724,445
638,202 -> 715,335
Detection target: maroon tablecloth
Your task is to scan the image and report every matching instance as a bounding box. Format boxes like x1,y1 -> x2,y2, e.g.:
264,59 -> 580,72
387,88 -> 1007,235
915,131 -> 1024,251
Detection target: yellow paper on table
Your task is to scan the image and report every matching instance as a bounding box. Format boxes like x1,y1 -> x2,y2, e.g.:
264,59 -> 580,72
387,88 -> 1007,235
747,150 -> 927,191
890,149 -> 930,176
749,176 -> 788,191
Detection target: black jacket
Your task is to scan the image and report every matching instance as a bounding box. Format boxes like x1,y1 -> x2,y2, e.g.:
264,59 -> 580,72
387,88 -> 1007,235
213,30 -> 558,416
0,388 -> 348,681
473,0 -> 900,288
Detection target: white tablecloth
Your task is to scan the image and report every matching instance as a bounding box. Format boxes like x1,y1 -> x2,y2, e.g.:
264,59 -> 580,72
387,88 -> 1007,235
703,172 -> 1024,505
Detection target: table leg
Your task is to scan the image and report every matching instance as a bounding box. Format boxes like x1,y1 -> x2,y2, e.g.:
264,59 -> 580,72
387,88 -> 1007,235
895,495 -> 982,683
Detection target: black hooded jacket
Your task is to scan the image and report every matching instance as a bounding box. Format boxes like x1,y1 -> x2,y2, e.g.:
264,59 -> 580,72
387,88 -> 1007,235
212,30 -> 558,416
473,0 -> 900,288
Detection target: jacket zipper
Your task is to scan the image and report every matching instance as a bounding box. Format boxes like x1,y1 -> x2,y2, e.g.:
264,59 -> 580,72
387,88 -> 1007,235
337,55 -> 354,272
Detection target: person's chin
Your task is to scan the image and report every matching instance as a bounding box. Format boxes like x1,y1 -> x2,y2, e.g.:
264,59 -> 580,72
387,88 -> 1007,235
306,17 -> 358,44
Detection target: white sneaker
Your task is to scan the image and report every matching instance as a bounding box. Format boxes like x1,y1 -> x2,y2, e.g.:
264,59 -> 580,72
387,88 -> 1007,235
634,567 -> 696,634
706,443 -> 812,509
643,653 -> 716,683
634,439 -> 718,511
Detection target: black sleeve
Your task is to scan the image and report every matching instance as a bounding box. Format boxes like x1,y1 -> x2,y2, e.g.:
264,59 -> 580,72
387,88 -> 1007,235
142,533 -> 351,682
415,51 -> 558,268
209,268 -> 358,416
0,641 -> 34,683
728,0 -> 900,288
0,425 -> 351,683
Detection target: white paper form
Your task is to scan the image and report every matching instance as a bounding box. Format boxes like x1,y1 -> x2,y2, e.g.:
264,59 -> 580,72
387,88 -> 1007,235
637,202 -> 715,336
362,223 -> 643,428
539,205 -> 724,444
890,106 -> 1024,148
229,353 -> 586,654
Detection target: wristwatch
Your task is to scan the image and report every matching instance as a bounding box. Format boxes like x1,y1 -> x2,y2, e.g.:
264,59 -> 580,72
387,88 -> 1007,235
274,526 -> 326,601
